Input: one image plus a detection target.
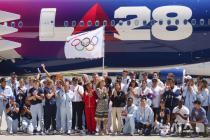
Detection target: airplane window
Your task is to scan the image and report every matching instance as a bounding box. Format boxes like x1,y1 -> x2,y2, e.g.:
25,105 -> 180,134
167,20 -> 171,25
200,19 -> 205,26
64,21 -> 69,27
184,19 -> 188,25
95,20 -> 99,27
87,21 -> 92,27
191,19 -> 196,26
80,21 -> 84,27
134,20 -> 139,26
11,22 -> 15,27
175,19 -> 179,25
103,20 -> 107,26
111,20 -> 115,26
150,20 -> 156,25
119,20 -> 123,26
159,20 -> 163,25
143,20 -> 147,26
208,19 -> 210,25
127,20 -> 131,26
72,20 -> 76,27
18,21 -> 23,28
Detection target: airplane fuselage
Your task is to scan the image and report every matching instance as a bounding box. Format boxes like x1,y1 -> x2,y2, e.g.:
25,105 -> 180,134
0,0 -> 210,74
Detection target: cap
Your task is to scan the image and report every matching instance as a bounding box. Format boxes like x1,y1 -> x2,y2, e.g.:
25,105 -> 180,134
185,75 -> 192,80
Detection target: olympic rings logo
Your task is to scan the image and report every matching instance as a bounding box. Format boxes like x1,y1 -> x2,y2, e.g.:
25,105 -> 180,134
67,35 -> 98,51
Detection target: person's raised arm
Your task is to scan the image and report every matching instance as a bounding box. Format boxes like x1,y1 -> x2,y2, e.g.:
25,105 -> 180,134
41,64 -> 51,78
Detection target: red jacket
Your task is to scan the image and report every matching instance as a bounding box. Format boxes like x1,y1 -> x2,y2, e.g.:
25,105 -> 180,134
83,90 -> 97,108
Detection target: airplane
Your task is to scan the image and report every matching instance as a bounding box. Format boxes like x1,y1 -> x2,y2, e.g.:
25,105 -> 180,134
0,0 -> 210,75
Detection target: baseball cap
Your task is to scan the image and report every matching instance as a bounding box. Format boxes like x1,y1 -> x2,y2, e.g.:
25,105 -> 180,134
185,75 -> 192,80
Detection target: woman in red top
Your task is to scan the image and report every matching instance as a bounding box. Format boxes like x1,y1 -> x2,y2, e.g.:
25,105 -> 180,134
83,82 -> 97,134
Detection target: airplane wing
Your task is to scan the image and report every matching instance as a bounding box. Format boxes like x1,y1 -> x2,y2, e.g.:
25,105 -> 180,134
0,10 -> 21,61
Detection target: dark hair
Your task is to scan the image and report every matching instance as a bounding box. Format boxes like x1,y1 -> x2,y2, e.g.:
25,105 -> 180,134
201,79 -> 208,89
114,82 -> 121,87
0,78 -> 6,83
193,100 -> 201,105
127,97 -> 133,101
72,77 -> 79,82
128,80 -> 138,88
166,78 -> 175,83
105,77 -> 112,86
141,95 -> 147,101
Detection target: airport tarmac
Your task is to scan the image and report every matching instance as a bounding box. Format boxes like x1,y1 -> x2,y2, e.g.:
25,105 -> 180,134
0,135 -> 210,140
0,112 -> 210,140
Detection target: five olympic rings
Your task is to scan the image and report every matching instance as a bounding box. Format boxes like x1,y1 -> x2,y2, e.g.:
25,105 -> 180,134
69,36 -> 98,51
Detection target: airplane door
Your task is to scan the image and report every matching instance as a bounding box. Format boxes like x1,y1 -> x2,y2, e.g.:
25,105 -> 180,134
39,8 -> 56,38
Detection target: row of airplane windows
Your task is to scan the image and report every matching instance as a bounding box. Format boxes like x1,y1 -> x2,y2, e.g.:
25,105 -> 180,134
8,19 -> 210,28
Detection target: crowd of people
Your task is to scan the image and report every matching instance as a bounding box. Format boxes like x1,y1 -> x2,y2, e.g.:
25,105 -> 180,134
0,64 -> 209,137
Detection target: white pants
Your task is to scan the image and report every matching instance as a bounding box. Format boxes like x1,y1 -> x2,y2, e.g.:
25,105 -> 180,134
22,117 -> 33,134
60,105 -> 72,132
7,116 -> 18,133
123,115 -> 135,134
108,101 -> 112,131
0,100 -> 7,130
56,103 -> 61,130
30,103 -> 43,131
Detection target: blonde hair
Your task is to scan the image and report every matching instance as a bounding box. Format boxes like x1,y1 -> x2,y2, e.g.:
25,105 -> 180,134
96,79 -> 105,89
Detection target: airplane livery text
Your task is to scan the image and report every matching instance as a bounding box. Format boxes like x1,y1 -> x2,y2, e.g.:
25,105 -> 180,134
39,5 -> 193,42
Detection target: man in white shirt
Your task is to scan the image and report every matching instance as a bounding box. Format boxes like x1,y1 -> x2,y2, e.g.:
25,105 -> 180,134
116,76 -> 127,94
70,77 -> 84,134
122,97 -> 137,136
122,69 -> 130,85
151,78 -> 164,117
171,98 -> 190,134
148,72 -> 164,88
137,80 -> 153,106
134,96 -> 154,136
140,72 -> 151,86
7,72 -> 18,97
0,78 -> 14,133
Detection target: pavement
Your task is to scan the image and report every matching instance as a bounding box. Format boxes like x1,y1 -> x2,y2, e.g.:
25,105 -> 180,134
1,112 -> 210,140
